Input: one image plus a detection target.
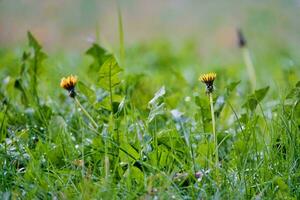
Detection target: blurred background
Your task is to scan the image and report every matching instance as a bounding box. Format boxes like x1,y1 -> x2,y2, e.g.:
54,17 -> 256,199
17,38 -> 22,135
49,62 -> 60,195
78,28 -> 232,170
1,0 -> 300,51
0,0 -> 299,95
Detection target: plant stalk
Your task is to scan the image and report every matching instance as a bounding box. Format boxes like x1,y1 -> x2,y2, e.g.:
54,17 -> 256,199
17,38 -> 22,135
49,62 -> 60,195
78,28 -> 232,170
74,97 -> 98,129
74,97 -> 99,178
209,93 -> 219,176
117,2 -> 125,67
242,47 -> 256,91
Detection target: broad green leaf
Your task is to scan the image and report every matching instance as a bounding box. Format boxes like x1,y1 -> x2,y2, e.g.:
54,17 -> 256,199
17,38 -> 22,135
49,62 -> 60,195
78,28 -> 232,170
286,81 -> 300,100
14,78 -> 29,105
239,113 -> 248,124
77,81 -> 96,104
94,94 -> 123,112
274,176 -> 289,192
34,51 -> 47,62
20,31 -> 48,111
86,43 -> 109,71
98,55 -> 122,91
284,81 -> 300,126
225,80 -> 241,96
119,143 -> 140,161
243,86 -> 270,111
27,31 -> 47,62
27,31 -> 41,51
253,86 -> 270,102
215,81 -> 240,117
123,166 -> 144,185
22,51 -> 30,61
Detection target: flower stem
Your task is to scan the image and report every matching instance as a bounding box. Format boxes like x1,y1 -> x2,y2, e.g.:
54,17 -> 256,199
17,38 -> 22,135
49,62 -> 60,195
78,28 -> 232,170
74,97 -> 99,179
81,126 -> 85,178
74,97 -> 98,129
209,93 -> 219,176
242,47 -> 256,91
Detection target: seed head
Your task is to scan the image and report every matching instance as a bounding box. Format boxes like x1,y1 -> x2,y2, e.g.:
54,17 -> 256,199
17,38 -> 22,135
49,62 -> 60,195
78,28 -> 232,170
60,75 -> 78,98
199,72 -> 216,94
237,29 -> 247,48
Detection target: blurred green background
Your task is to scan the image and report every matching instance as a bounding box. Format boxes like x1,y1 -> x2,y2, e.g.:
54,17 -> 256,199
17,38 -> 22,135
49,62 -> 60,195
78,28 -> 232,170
0,0 -> 299,98
1,0 -> 300,53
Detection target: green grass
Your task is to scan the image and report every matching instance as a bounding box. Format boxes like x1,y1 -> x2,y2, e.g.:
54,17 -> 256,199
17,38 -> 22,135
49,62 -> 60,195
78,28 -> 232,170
0,29 -> 299,200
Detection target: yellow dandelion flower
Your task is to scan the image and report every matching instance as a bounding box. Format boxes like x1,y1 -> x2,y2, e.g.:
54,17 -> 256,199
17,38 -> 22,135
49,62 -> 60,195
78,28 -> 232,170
199,72 -> 216,94
199,72 -> 219,176
60,75 -> 78,98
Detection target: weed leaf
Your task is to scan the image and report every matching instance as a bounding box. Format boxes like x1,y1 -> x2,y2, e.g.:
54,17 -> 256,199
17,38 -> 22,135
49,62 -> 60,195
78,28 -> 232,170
86,43 -> 109,71
77,81 -> 96,104
243,86 -> 270,111
148,86 -> 165,107
27,31 -> 42,51
98,55 -> 122,91
148,86 -> 166,122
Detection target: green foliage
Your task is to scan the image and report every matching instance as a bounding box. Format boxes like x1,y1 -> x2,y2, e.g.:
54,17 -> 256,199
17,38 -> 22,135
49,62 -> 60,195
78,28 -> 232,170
98,55 -> 122,91
243,86 -> 270,111
195,95 -> 211,132
0,32 -> 299,200
13,32 -> 47,109
27,32 -> 42,51
147,86 -> 166,123
77,81 -> 96,104
86,43 -> 109,72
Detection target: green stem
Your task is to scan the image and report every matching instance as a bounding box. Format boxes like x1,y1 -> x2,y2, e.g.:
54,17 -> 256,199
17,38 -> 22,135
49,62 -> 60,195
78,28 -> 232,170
81,120 -> 85,178
74,97 -> 99,178
0,104 -> 8,142
105,148 -> 109,180
209,93 -> 219,175
199,103 -> 209,169
33,53 -> 39,104
154,118 -> 159,167
82,149 -> 85,178
180,120 -> 196,173
74,97 -> 98,129
242,47 -> 256,91
108,61 -> 120,144
102,128 -> 109,181
190,141 -> 196,174
109,62 -> 113,114
117,1 -> 125,67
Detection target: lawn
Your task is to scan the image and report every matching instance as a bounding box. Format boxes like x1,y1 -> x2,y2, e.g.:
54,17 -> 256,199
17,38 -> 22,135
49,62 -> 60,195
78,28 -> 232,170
0,2 -> 300,199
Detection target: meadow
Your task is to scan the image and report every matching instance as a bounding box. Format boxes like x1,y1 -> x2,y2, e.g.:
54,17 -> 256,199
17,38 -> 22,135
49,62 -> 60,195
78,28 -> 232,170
0,4 -> 300,199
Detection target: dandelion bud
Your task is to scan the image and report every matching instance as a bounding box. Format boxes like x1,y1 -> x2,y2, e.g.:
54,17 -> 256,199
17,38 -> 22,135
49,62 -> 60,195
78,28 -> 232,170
199,72 -> 217,94
237,29 -> 246,48
60,75 -> 78,98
